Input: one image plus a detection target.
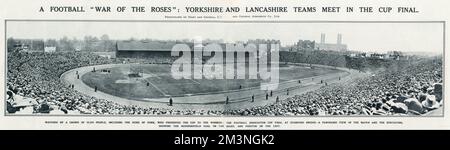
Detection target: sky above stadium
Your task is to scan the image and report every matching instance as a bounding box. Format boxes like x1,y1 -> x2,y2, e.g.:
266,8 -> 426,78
6,21 -> 444,54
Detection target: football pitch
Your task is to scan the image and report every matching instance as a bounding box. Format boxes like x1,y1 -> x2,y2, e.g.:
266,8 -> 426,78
80,64 -> 343,100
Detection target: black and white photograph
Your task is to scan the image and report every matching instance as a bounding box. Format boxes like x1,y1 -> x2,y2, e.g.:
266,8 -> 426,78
5,21 -> 444,116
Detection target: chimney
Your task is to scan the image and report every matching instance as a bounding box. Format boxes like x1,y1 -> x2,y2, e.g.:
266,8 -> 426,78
337,34 -> 342,45
320,33 -> 326,44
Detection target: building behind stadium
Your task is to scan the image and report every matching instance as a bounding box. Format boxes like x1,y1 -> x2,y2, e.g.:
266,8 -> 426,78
291,33 -> 348,51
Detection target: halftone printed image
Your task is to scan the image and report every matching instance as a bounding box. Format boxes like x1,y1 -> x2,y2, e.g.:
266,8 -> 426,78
5,21 -> 443,116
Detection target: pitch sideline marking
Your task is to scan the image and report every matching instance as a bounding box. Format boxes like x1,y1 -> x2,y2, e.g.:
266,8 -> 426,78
189,79 -> 201,84
142,77 -> 167,96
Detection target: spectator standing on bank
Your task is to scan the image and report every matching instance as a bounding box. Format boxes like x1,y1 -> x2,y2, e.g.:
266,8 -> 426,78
226,96 -> 229,104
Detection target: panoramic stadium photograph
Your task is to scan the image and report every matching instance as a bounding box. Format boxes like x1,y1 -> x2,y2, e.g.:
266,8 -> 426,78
5,21 -> 443,116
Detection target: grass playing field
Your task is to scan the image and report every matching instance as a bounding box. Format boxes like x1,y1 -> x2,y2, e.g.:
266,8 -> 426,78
81,64 -> 342,100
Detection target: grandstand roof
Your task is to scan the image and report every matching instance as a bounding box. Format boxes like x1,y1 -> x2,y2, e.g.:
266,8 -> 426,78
117,41 -> 175,52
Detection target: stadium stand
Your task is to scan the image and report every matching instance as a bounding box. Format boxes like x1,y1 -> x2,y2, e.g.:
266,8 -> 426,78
6,51 -> 443,116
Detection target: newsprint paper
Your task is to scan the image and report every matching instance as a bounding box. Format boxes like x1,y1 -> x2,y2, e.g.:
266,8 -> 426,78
0,0 -> 449,130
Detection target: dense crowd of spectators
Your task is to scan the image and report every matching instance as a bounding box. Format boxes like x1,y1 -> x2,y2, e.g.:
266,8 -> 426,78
223,58 -> 443,116
6,51 -> 114,114
6,51 -> 443,116
117,53 -> 177,64
280,51 -> 347,67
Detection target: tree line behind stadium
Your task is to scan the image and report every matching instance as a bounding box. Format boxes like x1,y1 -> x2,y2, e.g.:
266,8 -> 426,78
7,37 -> 408,70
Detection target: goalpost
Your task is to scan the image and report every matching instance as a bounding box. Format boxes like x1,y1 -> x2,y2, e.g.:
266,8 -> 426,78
128,62 -> 143,78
